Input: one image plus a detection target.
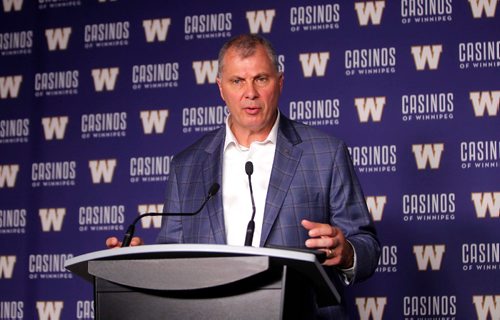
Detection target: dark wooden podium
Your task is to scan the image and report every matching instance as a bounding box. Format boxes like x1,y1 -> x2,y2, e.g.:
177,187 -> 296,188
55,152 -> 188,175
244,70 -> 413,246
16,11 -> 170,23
65,244 -> 340,319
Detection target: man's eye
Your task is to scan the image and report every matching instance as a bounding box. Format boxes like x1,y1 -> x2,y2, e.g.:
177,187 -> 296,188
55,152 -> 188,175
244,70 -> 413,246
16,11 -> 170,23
232,79 -> 241,84
256,77 -> 268,83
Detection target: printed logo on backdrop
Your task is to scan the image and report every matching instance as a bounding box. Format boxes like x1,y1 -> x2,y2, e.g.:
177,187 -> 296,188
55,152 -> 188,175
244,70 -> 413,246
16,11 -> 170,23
182,105 -> 227,133
143,18 -> 171,42
0,255 -> 16,279
412,143 -> 444,170
355,297 -> 387,320
460,140 -> 499,169
36,301 -> 64,320
366,196 -> 386,222
0,30 -> 32,56
0,300 -> 24,319
299,52 -> 330,77
89,159 -> 116,184
2,0 -> 23,12
39,0 -> 81,10
412,45 -> 443,70
138,204 -> 163,229
31,161 -> 76,187
246,9 -> 275,34
458,40 -> 500,69
376,245 -> 398,273
403,295 -> 457,319
39,208 -> 66,232
278,55 -> 285,73
289,4 -> 340,32
92,67 -> 119,91
129,156 -> 172,183
473,295 -> 500,320
42,116 -> 68,141
471,192 -> 499,218
401,0 -> 453,24
193,60 -> 217,85
34,70 -> 79,97
402,193 -> 455,222
402,92 -> 454,122
355,97 -> 386,122
78,205 -> 125,232
84,21 -> 129,49
413,244 -> 446,271
462,242 -> 499,272
348,145 -> 397,173
132,63 -> 179,90
81,112 -> 127,139
468,0 -> 498,18
184,12 -> 232,40
76,300 -> 94,320
345,47 -> 396,76
354,1 -> 385,26
140,110 -> 169,134
0,164 -> 19,188
0,75 -> 22,99
289,98 -> 340,126
0,208 -> 26,234
28,253 -> 73,279
470,90 -> 500,117
0,118 -> 29,143
45,28 -> 71,51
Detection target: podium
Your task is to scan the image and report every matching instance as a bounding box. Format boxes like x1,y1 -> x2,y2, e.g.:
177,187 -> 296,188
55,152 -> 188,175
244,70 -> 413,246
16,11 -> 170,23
65,244 -> 340,319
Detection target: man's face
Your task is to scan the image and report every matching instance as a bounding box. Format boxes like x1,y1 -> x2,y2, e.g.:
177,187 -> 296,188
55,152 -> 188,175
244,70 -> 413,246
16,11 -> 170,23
217,45 -> 283,143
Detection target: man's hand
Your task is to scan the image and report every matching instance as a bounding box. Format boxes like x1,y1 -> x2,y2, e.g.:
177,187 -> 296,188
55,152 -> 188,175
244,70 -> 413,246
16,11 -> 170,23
105,236 -> 144,249
301,219 -> 354,268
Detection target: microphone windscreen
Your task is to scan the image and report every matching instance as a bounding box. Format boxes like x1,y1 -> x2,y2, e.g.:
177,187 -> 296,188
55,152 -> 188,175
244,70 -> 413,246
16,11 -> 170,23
245,161 -> 253,175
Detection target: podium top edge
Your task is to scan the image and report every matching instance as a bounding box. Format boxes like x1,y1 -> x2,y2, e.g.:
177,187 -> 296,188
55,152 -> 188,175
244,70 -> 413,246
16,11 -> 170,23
65,244 -> 320,269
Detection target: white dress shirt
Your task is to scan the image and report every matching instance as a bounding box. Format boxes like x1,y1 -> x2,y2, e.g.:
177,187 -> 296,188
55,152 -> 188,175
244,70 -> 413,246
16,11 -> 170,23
221,113 -> 357,283
222,113 -> 279,247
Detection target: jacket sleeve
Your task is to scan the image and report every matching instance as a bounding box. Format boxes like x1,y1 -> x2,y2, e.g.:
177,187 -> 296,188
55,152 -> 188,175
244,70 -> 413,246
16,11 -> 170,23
329,141 -> 381,283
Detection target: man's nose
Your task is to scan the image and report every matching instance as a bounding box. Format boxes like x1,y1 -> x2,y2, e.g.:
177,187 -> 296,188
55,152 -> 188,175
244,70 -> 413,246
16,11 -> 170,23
243,81 -> 258,99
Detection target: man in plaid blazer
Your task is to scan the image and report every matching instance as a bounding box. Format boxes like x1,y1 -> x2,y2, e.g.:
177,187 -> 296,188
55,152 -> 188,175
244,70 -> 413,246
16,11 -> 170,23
157,35 -> 380,319
108,34 -> 379,319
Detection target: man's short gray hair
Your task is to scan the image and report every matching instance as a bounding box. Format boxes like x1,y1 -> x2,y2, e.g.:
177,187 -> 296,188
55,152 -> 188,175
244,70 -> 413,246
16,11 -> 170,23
217,34 -> 280,77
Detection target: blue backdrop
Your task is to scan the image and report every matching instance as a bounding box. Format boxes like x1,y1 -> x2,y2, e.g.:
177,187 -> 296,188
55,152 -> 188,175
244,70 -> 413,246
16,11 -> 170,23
0,0 -> 499,319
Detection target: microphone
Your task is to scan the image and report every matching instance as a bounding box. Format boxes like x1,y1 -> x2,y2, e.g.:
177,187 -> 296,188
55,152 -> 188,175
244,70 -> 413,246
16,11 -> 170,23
244,161 -> 256,246
121,183 -> 220,247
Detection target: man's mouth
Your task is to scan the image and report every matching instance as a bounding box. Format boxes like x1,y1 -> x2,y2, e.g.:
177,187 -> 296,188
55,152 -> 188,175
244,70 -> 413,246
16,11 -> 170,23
244,106 -> 260,114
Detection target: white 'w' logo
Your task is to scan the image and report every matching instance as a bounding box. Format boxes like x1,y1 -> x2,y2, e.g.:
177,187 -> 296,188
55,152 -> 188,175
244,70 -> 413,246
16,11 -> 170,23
354,1 -> 386,26
412,144 -> 444,170
246,10 -> 276,33
91,68 -> 119,91
469,91 -> 500,117
193,61 -> 218,85
45,28 -> 72,51
143,18 -> 171,42
354,97 -> 386,122
411,45 -> 443,70
299,53 -> 330,77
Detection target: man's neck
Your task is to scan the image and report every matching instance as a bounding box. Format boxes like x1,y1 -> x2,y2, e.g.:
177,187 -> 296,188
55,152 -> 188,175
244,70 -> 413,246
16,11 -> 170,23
229,113 -> 278,148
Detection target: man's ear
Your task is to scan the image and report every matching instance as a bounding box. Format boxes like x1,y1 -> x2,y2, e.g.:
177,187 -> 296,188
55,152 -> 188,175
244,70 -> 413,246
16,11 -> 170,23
216,77 -> 225,100
278,73 -> 284,94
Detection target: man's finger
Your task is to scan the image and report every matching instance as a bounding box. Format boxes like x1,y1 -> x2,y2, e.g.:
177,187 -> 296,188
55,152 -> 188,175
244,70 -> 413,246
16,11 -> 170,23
302,220 -> 335,237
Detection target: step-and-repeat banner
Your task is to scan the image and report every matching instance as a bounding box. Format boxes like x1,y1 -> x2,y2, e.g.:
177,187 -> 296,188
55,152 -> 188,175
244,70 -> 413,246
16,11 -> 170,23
0,0 -> 498,319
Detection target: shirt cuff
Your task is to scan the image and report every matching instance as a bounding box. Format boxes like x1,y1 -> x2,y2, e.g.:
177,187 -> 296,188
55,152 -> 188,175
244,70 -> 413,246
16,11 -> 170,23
338,240 -> 357,285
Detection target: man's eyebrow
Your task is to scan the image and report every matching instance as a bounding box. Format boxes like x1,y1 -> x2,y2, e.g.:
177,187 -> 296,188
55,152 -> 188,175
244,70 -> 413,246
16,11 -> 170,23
254,73 -> 270,78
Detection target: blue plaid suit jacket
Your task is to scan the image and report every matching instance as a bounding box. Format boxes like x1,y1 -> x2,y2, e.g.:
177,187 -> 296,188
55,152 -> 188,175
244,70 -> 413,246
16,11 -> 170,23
157,114 -> 380,319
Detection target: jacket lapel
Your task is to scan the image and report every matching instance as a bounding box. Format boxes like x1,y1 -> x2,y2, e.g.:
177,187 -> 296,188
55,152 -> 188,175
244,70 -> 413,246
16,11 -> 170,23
260,115 -> 302,246
202,128 -> 227,244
